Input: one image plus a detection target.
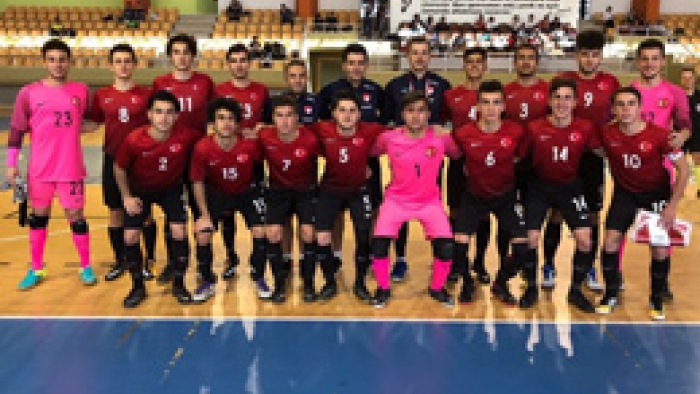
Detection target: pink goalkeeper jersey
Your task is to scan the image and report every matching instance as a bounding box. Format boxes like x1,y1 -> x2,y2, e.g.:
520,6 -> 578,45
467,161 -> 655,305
9,80 -> 89,181
631,79 -> 691,130
372,127 -> 459,208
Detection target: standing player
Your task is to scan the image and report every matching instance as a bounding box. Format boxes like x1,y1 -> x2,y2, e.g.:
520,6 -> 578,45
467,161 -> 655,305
452,80 -> 529,305
214,43 -> 270,279
518,79 -> 598,312
6,39 -> 96,290
318,43 -> 385,273
114,90 -> 200,308
680,66 -> 700,197
371,91 -> 459,308
595,87 -> 689,321
556,30 -> 620,292
383,37 -> 452,282
87,43 -> 155,282
189,98 -> 268,302
443,47 -> 498,285
258,95 -> 320,303
312,90 -> 385,302
153,34 -> 214,284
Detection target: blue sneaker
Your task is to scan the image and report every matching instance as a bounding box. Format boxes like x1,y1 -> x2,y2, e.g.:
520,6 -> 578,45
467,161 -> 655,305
541,264 -> 555,289
80,266 -> 97,285
193,282 -> 215,303
585,267 -> 603,292
18,269 -> 45,290
255,278 -> 271,299
390,260 -> 408,282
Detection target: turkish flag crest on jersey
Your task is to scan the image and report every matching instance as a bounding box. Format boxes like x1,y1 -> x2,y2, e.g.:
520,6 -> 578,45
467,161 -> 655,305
426,84 -> 434,97
237,153 -> 249,163
170,143 -> 182,153
570,131 -> 582,143
639,141 -> 653,153
363,93 -> 371,102
352,137 -> 364,146
425,146 -> 436,157
598,82 -> 608,91
72,96 -> 82,106
533,91 -> 545,101
500,137 -> 513,148
658,98 -> 668,108
294,148 -> 307,158
305,106 -> 312,114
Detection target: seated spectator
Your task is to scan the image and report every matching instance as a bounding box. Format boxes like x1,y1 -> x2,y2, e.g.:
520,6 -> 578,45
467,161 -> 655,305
313,13 -> 324,31
49,16 -> 64,36
326,12 -> 339,31
280,4 -> 295,26
435,16 -> 449,33
411,14 -> 425,30
249,36 -> 263,59
604,6 -> 615,29
486,16 -> 497,32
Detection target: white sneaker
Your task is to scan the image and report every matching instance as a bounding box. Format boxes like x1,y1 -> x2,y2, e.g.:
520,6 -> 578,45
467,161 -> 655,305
585,268 -> 604,292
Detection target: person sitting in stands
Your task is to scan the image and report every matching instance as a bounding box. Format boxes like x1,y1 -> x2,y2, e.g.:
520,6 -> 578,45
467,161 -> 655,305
281,4 -> 295,26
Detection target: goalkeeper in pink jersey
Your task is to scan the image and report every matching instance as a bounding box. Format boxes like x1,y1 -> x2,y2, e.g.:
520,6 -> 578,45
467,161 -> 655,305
370,91 -> 460,308
5,39 -> 96,290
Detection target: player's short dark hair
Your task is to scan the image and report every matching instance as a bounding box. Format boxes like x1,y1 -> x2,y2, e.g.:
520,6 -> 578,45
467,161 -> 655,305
330,90 -> 360,111
406,36 -> 429,51
463,47 -> 487,61
226,43 -> 250,61
477,79 -> 504,100
549,78 -> 577,96
575,30 -> 606,51
207,97 -> 242,123
400,90 -> 429,112
611,86 -> 642,105
41,39 -> 71,59
514,44 -> 540,61
680,65 -> 696,75
166,34 -> 198,57
147,90 -> 180,112
284,59 -> 307,75
108,43 -> 137,63
636,38 -> 665,57
271,94 -> 298,113
342,43 -> 368,62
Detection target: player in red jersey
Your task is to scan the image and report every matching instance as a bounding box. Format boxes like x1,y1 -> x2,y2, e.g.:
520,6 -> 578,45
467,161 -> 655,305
190,98 -> 268,303
452,80 -> 529,306
114,90 -> 200,308
258,95 -> 320,303
594,87 -> 689,321
153,34 -> 214,284
213,43 -> 270,279
311,90 -> 385,303
86,44 -> 157,282
518,79 -> 598,312
443,47 -> 506,285
554,30 -> 620,292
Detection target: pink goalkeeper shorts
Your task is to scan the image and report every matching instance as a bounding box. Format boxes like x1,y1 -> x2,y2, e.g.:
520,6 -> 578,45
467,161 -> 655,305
373,198 -> 452,239
29,178 -> 85,210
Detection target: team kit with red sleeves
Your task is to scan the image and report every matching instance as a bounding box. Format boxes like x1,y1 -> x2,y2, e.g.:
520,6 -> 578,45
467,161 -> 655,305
5,39 -> 694,322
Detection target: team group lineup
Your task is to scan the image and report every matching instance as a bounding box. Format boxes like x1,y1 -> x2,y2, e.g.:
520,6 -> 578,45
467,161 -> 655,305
5,30 -> 699,321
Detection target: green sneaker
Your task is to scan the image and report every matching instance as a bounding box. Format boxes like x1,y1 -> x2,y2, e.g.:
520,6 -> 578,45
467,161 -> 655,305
80,266 -> 97,285
18,269 -> 45,290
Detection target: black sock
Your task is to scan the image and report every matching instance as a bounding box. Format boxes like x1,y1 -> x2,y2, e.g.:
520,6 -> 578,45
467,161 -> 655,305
107,227 -> 124,265
221,215 -> 236,262
590,224 -> 600,270
601,251 -> 621,295
267,242 -> 285,286
543,221 -> 562,267
499,242 -> 526,285
524,248 -> 538,285
497,227 -> 510,263
124,243 -> 144,288
142,222 -> 157,261
170,238 -> 189,287
571,249 -> 594,289
164,223 -> 174,266
250,238 -> 267,280
196,244 -> 216,284
395,223 -> 408,259
317,244 -> 335,284
301,242 -> 316,284
650,257 -> 670,297
474,219 -> 490,270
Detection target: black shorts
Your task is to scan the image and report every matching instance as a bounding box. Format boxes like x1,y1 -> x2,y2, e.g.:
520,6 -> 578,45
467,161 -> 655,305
683,129 -> 700,153
515,159 -> 532,203
367,157 -> 383,209
315,187 -> 373,233
453,188 -> 526,239
124,184 -> 188,229
102,153 -> 123,210
525,177 -> 591,231
265,187 -> 316,225
605,183 -> 671,233
578,152 -> 605,213
199,187 -> 265,229
446,157 -> 466,210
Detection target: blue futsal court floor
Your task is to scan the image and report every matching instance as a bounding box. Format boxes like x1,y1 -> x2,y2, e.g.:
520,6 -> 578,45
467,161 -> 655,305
1,317 -> 699,393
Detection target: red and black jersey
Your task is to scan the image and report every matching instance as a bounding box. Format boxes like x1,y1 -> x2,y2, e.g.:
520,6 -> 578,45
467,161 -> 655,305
556,71 -> 620,129
599,122 -> 676,192
443,86 -> 479,129
520,117 -> 599,184
189,135 -> 262,195
310,120 -> 385,193
115,125 -> 200,192
258,126 -> 320,190
87,85 -> 151,155
152,72 -> 214,135
214,81 -> 269,131
453,120 -> 525,198
504,79 -> 550,127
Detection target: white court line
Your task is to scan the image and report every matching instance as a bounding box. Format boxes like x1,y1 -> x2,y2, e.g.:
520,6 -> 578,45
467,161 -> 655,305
0,223 -> 109,242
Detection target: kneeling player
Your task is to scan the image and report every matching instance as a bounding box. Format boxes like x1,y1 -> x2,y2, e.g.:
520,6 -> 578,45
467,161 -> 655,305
114,90 -> 200,308
596,87 -> 688,320
190,98 -> 268,303
370,91 -> 460,308
452,80 -> 528,306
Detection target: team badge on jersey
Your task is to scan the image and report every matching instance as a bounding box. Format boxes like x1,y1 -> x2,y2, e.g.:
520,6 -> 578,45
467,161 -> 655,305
352,137 -> 364,146
657,98 -> 668,108
500,137 -> 513,148
304,106 -> 312,114
570,131 -> 582,143
425,146 -> 436,157
132,97 -> 139,104
72,96 -> 82,106
639,141 -> 652,153
294,148 -> 307,158
426,84 -> 434,97
170,143 -> 182,153
533,91 -> 545,101
363,93 -> 371,102
695,103 -> 700,113
598,82 -> 608,91
237,153 -> 249,163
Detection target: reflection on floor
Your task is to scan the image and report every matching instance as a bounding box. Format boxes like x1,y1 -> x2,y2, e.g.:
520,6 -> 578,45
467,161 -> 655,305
1,318 -> 699,394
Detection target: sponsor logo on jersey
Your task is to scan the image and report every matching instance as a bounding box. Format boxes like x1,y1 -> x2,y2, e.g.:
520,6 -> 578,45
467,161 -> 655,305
639,141 -> 652,153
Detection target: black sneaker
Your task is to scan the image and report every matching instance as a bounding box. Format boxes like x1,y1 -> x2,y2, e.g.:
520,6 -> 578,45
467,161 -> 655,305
567,288 -> 595,313
353,281 -> 372,303
302,282 -> 316,303
458,282 -> 475,304
270,282 -> 287,304
473,267 -> 491,284
491,283 -> 517,306
221,262 -> 237,280
446,270 -> 460,284
104,263 -> 124,281
660,282 -> 674,302
157,264 -> 174,285
317,281 -> 338,301
123,287 -> 146,308
428,288 -> 455,308
596,291 -> 619,315
333,256 -> 343,276
372,288 -> 391,308
172,285 -> 193,305
519,286 -> 539,309
142,259 -> 155,281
